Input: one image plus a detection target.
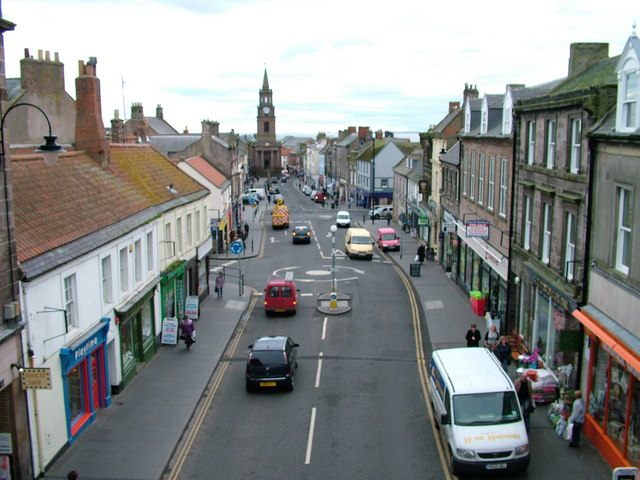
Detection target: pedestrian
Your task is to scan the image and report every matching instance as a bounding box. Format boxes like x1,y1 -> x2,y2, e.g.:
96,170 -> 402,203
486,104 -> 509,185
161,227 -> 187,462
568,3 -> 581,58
465,323 -> 482,347
484,324 -> 499,350
180,316 -> 196,350
509,328 -> 529,356
244,223 -> 249,236
215,272 -> 225,299
417,242 -> 426,264
568,390 -> 586,448
515,371 -> 536,432
495,336 -> 512,372
67,471 -> 79,480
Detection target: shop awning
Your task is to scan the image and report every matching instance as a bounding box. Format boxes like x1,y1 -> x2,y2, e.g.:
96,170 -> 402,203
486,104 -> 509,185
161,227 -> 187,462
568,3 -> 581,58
573,306 -> 640,379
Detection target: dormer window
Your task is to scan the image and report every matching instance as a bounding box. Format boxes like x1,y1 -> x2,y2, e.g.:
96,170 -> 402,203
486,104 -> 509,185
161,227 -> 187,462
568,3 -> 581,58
615,34 -> 640,133
622,71 -> 638,129
481,109 -> 488,134
503,106 -> 512,135
464,105 -> 471,133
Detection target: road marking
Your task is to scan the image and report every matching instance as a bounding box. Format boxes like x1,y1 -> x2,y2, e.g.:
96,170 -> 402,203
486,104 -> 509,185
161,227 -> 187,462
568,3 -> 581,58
322,317 -> 328,340
300,293 -> 314,297
424,300 -> 444,310
305,407 -> 317,465
315,352 -> 323,388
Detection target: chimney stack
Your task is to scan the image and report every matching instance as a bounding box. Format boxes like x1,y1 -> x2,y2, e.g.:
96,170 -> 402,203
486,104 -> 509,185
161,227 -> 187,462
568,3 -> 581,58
75,57 -> 109,165
568,43 -> 609,78
110,109 -> 125,143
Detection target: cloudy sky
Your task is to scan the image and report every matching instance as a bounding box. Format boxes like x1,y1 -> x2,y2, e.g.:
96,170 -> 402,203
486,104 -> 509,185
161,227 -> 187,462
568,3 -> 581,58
2,0 -> 635,138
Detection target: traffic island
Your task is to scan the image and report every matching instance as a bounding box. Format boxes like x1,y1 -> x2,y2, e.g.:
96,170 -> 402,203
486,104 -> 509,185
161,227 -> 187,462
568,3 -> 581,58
316,292 -> 352,315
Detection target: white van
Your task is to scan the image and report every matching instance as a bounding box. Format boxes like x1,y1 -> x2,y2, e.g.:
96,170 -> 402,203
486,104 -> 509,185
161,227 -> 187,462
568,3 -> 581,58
429,347 -> 530,475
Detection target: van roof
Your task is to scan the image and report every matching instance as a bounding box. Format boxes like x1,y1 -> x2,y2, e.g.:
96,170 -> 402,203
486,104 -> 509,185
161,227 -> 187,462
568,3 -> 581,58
377,227 -> 396,234
432,347 -> 514,395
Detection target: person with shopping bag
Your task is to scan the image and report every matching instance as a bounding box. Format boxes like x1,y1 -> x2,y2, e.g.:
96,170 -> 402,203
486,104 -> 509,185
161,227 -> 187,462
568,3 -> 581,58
568,390 -> 586,448
180,316 -> 196,350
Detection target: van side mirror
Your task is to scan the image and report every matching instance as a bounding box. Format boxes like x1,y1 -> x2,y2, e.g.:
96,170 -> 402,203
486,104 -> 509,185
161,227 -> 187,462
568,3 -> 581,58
441,413 -> 451,425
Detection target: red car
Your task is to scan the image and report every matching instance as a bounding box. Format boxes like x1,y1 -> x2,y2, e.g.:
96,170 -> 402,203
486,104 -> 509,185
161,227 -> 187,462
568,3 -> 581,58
312,192 -> 326,203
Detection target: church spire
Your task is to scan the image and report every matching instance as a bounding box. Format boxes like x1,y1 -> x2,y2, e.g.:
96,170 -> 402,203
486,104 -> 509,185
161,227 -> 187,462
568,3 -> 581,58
262,68 -> 270,90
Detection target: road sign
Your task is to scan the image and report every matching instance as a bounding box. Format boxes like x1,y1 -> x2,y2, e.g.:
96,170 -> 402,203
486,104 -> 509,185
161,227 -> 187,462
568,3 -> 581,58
230,240 -> 244,255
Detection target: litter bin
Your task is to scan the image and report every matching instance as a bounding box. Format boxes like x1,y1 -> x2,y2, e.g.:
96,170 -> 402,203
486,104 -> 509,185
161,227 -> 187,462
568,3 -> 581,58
410,263 -> 421,277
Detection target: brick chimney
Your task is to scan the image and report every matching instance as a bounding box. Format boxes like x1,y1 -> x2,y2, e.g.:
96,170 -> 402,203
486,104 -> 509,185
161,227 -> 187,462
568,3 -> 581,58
20,48 -> 65,93
131,103 -> 144,122
568,43 -> 609,78
463,83 -> 479,104
75,57 -> 109,164
110,109 -> 125,143
449,101 -> 461,113
358,126 -> 370,142
156,104 -> 163,119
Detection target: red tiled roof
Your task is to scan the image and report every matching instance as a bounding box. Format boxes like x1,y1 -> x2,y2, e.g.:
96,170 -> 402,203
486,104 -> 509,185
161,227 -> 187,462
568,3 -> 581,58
184,155 -> 227,188
12,144 -> 207,263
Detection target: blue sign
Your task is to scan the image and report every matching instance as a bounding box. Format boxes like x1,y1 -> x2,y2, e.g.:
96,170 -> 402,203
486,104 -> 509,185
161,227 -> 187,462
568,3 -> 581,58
230,240 -> 244,255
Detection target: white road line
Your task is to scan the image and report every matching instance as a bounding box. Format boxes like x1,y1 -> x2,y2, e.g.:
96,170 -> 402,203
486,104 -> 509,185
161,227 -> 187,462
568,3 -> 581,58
305,407 -> 317,465
315,352 -> 323,388
322,317 -> 328,340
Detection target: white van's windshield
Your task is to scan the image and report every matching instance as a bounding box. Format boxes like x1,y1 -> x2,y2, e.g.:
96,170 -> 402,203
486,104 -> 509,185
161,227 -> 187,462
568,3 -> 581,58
453,391 -> 522,426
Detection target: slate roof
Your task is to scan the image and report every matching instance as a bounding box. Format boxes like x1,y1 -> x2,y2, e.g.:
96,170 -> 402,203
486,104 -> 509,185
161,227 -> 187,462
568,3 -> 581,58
432,108 -> 462,133
148,135 -> 200,155
440,141 -> 461,166
336,133 -> 358,147
549,55 -> 619,95
12,144 -> 208,278
145,117 -> 179,135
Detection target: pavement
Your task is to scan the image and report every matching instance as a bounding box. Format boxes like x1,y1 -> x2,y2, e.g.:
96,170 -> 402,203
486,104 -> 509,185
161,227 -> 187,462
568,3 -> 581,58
43,194 -> 614,480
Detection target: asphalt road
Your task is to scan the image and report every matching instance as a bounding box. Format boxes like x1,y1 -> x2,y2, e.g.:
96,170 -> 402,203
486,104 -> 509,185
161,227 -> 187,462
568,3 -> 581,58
177,182 -> 444,479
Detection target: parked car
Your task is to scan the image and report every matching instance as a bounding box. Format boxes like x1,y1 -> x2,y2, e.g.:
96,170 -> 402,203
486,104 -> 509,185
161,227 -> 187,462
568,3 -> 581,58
246,336 -> 299,392
240,192 -> 259,204
264,278 -> 298,315
292,225 -> 312,244
377,227 -> 400,251
336,210 -> 351,228
369,205 -> 393,219
302,185 -> 312,196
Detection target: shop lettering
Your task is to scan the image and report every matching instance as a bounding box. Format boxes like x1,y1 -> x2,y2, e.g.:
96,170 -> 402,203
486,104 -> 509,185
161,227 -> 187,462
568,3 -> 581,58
484,251 -> 500,266
74,337 -> 98,362
533,278 -> 570,311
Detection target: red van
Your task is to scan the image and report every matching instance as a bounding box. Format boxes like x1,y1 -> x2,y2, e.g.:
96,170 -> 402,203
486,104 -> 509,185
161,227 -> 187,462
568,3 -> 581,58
264,279 -> 298,315
377,227 -> 400,251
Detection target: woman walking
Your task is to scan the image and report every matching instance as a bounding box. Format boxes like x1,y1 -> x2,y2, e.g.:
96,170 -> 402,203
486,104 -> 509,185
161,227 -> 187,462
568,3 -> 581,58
215,272 -> 225,299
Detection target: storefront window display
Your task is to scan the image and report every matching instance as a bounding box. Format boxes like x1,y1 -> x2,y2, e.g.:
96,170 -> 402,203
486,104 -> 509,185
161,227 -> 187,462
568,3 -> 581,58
588,343 -> 640,464
472,256 -> 481,292
465,247 -> 473,290
67,364 -> 85,424
606,362 -> 629,452
141,300 -> 153,343
458,240 -> 466,284
121,319 -> 135,366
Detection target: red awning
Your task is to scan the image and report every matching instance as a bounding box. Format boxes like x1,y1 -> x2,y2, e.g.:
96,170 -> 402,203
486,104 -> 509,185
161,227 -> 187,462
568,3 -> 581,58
573,308 -> 640,379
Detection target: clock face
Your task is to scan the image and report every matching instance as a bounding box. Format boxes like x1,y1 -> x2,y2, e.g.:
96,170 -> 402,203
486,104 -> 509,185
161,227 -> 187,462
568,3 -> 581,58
263,106 -> 270,114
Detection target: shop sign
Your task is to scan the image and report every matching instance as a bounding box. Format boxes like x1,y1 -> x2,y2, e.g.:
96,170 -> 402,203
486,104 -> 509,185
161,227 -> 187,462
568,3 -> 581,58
0,433 -> 12,454
442,222 -> 455,232
418,216 -> 430,226
185,296 -> 199,319
161,317 -> 178,345
466,220 -> 490,238
19,368 -> 52,390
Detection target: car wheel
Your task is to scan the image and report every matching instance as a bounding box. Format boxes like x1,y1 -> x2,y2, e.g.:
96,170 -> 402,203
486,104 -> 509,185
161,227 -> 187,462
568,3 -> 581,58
287,373 -> 295,391
374,214 -> 380,219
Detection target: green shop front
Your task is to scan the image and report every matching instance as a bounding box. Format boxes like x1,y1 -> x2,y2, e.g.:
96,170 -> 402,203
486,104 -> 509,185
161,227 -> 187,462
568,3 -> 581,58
160,260 -> 188,327
115,279 -> 159,391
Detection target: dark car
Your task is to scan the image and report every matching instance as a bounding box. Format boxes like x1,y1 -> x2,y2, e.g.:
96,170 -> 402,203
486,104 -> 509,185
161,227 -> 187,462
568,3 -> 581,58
292,225 -> 312,244
246,336 -> 299,392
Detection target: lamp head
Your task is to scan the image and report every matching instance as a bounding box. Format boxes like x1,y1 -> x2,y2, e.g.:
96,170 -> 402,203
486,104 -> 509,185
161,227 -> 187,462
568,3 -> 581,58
37,135 -> 66,165
330,225 -> 337,233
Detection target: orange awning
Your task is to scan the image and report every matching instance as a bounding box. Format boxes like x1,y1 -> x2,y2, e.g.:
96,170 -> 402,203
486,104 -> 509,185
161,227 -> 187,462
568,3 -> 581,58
573,308 -> 640,379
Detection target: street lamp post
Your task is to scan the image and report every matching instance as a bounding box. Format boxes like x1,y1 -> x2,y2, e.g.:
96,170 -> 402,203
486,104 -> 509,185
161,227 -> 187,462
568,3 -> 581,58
330,224 -> 337,308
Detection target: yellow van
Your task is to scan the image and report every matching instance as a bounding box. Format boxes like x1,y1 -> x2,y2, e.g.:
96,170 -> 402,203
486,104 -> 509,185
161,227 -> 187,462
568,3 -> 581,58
345,228 -> 373,260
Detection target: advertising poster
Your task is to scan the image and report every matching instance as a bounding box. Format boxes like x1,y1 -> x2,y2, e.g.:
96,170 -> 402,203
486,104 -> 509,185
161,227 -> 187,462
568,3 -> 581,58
161,317 -> 178,345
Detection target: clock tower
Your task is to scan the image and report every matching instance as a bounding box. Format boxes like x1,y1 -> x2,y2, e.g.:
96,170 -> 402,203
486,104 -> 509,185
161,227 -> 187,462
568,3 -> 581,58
252,69 -> 280,173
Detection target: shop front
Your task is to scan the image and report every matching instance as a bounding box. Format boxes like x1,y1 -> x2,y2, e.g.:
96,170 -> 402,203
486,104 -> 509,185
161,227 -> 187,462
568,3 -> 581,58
573,306 -> 640,468
115,283 -> 159,390
59,318 -> 111,443
160,260 -> 187,330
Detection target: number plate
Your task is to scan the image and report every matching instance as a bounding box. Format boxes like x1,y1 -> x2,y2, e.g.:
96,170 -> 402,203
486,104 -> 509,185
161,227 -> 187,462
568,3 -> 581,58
260,382 -> 277,387
486,463 -> 507,470
275,309 -> 285,312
